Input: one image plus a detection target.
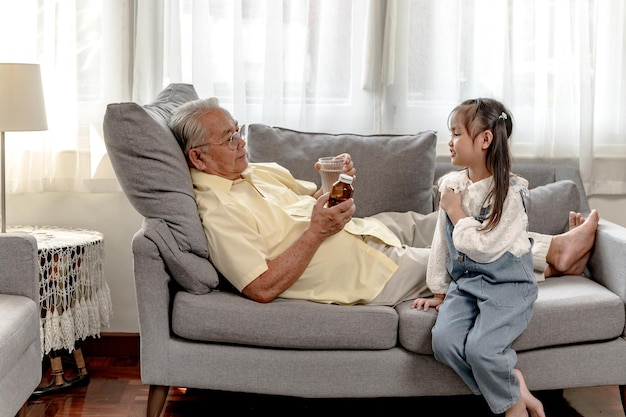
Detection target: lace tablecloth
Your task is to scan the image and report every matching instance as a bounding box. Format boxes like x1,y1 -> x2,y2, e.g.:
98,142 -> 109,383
9,226 -> 112,356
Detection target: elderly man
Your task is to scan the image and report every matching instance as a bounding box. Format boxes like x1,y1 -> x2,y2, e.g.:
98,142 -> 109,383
168,97 -> 599,306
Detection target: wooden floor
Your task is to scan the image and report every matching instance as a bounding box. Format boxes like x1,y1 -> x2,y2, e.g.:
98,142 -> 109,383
25,355 -> 625,417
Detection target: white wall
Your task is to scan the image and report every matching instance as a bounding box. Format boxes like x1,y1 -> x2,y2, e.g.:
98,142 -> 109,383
588,195 -> 626,226
8,191 -> 626,334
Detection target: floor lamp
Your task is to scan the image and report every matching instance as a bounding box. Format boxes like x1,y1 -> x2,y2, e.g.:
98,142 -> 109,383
0,63 -> 48,233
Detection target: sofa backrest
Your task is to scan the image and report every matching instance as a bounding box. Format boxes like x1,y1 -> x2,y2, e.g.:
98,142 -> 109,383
246,124 -> 438,217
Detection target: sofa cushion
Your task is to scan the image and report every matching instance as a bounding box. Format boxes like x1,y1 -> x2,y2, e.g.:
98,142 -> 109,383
103,83 -> 219,294
0,294 -> 40,381
172,291 -> 398,350
397,275 -> 625,355
524,180 -> 580,235
142,218 -> 219,294
246,125 -> 438,217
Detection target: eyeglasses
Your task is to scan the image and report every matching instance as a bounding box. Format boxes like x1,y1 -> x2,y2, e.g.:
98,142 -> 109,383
195,124 -> 246,151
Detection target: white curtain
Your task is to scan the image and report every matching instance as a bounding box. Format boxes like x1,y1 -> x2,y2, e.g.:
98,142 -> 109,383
0,0 -> 131,193
1,0 -> 625,196
384,0 -> 626,195
134,0 -> 377,132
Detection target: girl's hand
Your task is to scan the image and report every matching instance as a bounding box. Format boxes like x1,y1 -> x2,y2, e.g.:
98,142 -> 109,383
411,295 -> 444,312
439,187 -> 461,212
440,187 -> 465,225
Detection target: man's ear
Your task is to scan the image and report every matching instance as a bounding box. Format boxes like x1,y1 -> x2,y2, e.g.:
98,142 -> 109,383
480,130 -> 493,150
188,149 -> 206,171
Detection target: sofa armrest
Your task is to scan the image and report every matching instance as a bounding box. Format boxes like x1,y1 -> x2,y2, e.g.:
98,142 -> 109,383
0,234 -> 38,303
131,224 -> 178,384
588,219 -> 626,307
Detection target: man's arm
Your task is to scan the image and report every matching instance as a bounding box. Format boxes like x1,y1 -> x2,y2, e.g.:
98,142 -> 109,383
242,194 -> 355,303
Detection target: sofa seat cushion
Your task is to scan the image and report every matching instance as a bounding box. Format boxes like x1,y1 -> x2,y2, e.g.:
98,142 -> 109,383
172,291 -> 398,350
0,294 -> 40,379
398,275 -> 625,355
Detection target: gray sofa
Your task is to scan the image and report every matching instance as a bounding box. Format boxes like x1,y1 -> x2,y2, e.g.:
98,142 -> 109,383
103,83 -> 626,417
0,234 -> 42,417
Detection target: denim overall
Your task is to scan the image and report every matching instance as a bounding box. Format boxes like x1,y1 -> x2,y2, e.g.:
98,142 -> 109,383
431,204 -> 537,414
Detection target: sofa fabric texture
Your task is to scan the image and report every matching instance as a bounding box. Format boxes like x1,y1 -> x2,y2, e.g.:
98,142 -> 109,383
103,84 -> 626,416
523,180 -> 580,235
0,234 -> 42,417
172,291 -> 399,350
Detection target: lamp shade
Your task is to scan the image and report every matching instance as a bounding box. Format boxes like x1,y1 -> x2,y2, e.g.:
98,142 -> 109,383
0,63 -> 48,131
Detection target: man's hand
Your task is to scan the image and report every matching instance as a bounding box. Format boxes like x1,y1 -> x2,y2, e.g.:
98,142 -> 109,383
338,153 -> 356,178
314,153 -> 356,176
309,193 -> 355,238
313,153 -> 357,199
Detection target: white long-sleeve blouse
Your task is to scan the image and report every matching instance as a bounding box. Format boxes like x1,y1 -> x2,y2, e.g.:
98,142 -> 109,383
426,169 -> 532,295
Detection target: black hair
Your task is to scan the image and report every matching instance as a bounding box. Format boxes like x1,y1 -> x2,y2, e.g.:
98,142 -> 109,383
448,98 -> 514,231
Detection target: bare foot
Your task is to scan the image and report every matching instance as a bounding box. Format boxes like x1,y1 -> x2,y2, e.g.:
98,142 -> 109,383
544,209 -> 599,277
514,369 -> 545,417
569,211 -> 585,229
505,399 -> 529,417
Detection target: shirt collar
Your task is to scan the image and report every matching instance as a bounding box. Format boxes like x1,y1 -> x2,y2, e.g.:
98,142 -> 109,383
190,166 -> 254,193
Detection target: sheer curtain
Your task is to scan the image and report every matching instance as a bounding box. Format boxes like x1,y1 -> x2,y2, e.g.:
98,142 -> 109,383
133,0 -> 377,132
385,0 -> 626,195
0,0 -> 131,194
1,0 -> 625,196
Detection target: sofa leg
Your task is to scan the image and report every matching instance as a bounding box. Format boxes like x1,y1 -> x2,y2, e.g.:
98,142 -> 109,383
16,402 -> 28,417
146,385 -> 170,417
620,385 -> 626,415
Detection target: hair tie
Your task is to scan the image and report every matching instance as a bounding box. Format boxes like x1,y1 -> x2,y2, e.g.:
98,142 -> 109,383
498,112 -> 508,120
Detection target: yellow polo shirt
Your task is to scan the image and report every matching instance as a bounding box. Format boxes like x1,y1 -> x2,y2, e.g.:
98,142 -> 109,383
191,162 -> 400,305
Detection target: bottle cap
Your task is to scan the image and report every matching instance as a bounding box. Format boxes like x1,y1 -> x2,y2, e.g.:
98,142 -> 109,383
338,173 -> 353,184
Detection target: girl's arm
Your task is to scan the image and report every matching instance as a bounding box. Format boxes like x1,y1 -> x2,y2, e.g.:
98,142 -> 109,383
453,182 -> 530,263
411,210 -> 448,311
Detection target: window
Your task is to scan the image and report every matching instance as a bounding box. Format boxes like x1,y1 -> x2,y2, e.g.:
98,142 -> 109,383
1,0 -> 624,195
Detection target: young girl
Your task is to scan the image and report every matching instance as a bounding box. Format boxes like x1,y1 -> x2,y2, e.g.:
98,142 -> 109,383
412,98 -> 545,417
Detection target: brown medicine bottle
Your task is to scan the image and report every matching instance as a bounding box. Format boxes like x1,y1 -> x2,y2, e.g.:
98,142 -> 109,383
328,173 -> 354,207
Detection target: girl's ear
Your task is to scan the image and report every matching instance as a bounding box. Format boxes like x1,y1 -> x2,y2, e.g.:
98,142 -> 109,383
480,130 -> 493,150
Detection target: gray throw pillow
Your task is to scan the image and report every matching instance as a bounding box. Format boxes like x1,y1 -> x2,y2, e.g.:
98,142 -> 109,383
526,180 -> 581,235
246,124 -> 438,217
103,83 -> 219,294
143,218 -> 219,294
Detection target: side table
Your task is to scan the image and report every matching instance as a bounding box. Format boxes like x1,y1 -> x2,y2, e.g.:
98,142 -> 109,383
9,225 -> 112,395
